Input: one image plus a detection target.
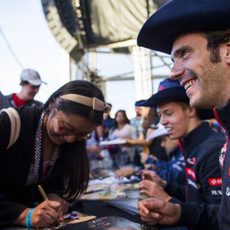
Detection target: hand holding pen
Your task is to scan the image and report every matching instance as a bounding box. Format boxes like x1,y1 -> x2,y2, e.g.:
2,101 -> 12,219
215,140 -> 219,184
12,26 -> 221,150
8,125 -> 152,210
27,185 -> 64,228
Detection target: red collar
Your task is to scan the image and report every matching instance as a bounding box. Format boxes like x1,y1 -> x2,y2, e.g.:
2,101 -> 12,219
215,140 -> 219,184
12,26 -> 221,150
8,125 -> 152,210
12,93 -> 26,107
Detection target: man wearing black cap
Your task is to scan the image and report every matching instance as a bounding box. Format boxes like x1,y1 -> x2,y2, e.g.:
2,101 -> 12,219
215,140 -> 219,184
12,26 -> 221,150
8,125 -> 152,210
138,78 -> 224,230
137,0 -> 230,229
0,68 -> 46,109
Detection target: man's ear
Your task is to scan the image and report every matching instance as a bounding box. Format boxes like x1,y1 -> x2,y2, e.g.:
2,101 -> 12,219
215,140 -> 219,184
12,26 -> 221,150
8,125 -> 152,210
187,106 -> 196,118
224,41 -> 230,64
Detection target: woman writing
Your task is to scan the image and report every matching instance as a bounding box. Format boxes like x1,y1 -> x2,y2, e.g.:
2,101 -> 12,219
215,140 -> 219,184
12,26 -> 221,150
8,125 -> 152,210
0,80 -> 108,228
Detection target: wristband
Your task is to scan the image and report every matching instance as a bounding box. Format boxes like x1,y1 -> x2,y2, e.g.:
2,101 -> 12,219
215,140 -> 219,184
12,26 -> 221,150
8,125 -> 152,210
26,208 -> 34,229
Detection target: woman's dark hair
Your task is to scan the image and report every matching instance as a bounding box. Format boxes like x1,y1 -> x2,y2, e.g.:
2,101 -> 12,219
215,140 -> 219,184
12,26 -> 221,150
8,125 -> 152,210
114,110 -> 130,128
44,80 -> 104,125
44,80 -> 105,199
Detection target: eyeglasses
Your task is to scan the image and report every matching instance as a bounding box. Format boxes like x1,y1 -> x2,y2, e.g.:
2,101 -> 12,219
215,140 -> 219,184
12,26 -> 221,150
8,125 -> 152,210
56,109 -> 92,140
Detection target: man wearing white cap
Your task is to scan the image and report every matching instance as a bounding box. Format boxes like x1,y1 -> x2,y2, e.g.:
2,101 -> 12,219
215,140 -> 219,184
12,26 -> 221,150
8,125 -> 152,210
0,68 -> 46,109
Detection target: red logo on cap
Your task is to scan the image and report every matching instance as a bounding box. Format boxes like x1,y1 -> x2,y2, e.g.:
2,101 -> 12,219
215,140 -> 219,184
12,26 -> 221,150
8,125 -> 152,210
158,85 -> 166,91
208,177 -> 222,187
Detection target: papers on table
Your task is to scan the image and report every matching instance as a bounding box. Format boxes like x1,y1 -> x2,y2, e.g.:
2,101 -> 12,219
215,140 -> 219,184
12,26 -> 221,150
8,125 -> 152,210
146,123 -> 168,141
87,216 -> 142,229
99,138 -> 126,146
81,181 -> 139,201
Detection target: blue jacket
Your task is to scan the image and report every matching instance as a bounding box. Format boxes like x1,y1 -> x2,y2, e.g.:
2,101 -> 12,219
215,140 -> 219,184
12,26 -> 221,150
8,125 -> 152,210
215,99 -> 230,230
146,147 -> 185,185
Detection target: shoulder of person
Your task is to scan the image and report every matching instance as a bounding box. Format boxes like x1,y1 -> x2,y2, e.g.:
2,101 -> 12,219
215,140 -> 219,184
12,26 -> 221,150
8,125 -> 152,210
26,99 -> 43,107
198,131 -> 226,163
19,105 -> 43,116
0,93 -> 13,109
1,106 -> 42,125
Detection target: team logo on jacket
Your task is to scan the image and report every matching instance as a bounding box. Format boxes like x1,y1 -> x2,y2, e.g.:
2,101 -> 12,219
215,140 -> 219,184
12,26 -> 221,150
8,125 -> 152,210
219,142 -> 227,168
187,178 -> 200,189
186,168 -> 196,180
208,177 -> 222,187
211,189 -> 222,196
187,157 -> 197,166
226,187 -> 230,196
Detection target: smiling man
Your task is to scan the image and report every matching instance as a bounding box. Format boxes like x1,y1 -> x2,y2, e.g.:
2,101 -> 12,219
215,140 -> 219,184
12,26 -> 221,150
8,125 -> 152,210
170,32 -> 228,110
137,0 -> 230,229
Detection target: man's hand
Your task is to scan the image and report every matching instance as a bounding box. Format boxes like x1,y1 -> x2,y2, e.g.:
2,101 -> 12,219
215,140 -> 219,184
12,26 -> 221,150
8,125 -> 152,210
142,170 -> 167,188
138,198 -> 181,225
115,166 -> 134,177
139,180 -> 171,201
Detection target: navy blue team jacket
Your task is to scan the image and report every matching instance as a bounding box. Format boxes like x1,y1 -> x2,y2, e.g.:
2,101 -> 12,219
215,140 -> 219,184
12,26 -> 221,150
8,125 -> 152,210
166,122 -> 225,230
215,100 -> 230,230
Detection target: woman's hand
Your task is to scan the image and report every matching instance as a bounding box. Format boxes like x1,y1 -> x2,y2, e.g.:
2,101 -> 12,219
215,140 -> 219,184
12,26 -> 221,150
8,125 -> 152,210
47,193 -> 70,214
15,199 -> 63,228
32,194 -> 69,228
32,199 -> 62,227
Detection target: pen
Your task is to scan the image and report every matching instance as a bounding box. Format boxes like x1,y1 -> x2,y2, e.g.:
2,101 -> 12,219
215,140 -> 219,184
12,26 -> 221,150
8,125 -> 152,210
84,189 -> 104,194
38,184 -> 48,200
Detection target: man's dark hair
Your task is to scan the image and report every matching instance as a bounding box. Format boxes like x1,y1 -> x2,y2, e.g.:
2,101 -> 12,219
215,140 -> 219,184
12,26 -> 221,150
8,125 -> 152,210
204,28 -> 230,63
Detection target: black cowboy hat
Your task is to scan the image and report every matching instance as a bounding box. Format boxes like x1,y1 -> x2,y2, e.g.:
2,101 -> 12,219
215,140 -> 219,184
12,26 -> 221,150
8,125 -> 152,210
137,0 -> 230,54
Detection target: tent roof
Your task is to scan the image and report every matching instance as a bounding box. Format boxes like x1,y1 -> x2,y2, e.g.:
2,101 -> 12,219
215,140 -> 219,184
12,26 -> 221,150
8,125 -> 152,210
42,0 -> 169,60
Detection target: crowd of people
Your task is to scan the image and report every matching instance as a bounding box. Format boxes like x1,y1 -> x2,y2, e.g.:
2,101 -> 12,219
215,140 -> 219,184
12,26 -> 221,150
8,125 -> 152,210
0,0 -> 230,229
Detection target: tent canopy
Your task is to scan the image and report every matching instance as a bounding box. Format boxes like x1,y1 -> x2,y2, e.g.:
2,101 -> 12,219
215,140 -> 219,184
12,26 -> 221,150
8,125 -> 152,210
42,0 -> 169,60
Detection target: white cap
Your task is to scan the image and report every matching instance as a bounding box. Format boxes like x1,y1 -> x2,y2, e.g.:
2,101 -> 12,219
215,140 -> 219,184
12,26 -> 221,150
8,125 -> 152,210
20,69 -> 47,86
146,123 -> 168,141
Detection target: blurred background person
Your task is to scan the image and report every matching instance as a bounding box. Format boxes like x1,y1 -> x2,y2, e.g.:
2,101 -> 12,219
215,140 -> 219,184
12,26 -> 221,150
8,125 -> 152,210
144,133 -> 185,187
130,102 -> 144,165
127,107 -> 167,164
0,68 -> 46,109
102,103 -> 115,140
108,109 -> 136,167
